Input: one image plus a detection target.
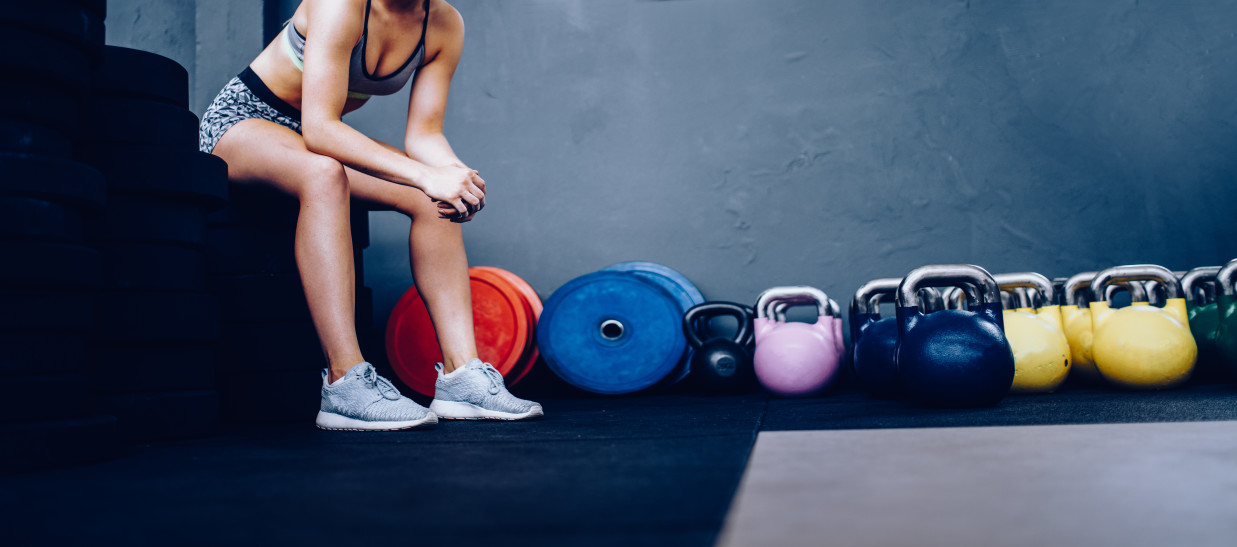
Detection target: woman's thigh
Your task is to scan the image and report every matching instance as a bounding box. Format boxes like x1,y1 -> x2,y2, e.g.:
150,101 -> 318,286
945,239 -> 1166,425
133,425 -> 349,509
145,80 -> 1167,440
211,118 -> 342,197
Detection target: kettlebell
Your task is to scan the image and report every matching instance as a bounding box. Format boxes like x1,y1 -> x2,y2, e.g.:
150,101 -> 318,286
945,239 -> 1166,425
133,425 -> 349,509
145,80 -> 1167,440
1089,265 -> 1197,389
683,302 -> 755,393
895,264 -> 1015,408
850,278 -> 904,398
752,286 -> 843,397
1214,259 -> 1237,379
994,272 -> 1071,393
1180,266 -> 1223,375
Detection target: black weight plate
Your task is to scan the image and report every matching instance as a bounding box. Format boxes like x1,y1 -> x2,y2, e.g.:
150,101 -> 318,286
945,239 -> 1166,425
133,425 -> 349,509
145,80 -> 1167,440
205,225 -> 367,276
0,1 -> 105,54
207,185 -> 371,248
93,291 -> 220,343
0,289 -> 92,332
0,153 -> 105,211
216,369 -> 320,424
77,144 -> 228,209
0,0 -> 107,19
0,83 -> 83,135
206,185 -> 300,228
0,332 -> 87,375
91,343 -> 215,393
0,196 -> 84,242
206,224 -> 297,275
353,208 -> 370,250
0,374 -> 92,422
91,195 -> 208,248
214,274 -> 373,327
99,243 -> 207,292
81,97 -> 198,149
0,241 -> 99,288
0,117 -> 73,158
0,414 -> 118,470
102,390 -> 218,441
0,24 -> 91,90
91,46 -> 189,108
217,321 -> 325,372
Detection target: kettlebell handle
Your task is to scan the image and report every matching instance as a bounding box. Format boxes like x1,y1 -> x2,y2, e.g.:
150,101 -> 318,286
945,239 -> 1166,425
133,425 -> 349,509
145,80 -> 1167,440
1219,259 -> 1237,297
1103,281 -> 1149,305
942,285 -> 981,310
1090,265 -> 1184,302
994,272 -> 1055,309
755,286 -> 831,319
897,264 -> 999,309
1063,271 -> 1099,307
684,302 -> 753,349
1181,267 -> 1220,304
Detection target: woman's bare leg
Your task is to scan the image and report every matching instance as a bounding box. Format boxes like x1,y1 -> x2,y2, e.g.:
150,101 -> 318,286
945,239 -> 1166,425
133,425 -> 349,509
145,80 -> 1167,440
343,143 -> 478,374
211,119 -> 363,382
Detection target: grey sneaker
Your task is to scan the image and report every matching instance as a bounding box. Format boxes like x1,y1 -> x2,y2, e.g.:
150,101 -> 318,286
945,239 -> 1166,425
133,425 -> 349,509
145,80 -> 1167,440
429,358 -> 544,420
316,362 -> 438,431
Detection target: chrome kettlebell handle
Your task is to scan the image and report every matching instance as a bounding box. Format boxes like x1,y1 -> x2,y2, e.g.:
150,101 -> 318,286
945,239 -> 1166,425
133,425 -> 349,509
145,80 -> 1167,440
942,284 -> 982,310
1103,281 -> 1149,305
769,296 -> 836,321
755,286 -> 831,320
1183,266 -> 1222,304
994,272 -> 1056,309
1219,259 -> 1237,297
1090,265 -> 1184,302
1063,271 -> 1098,307
851,278 -> 900,317
897,264 -> 1000,309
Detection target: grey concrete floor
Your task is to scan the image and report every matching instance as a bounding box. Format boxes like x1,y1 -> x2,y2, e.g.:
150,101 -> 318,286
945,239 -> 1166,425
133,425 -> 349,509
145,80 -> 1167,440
720,421 -> 1237,547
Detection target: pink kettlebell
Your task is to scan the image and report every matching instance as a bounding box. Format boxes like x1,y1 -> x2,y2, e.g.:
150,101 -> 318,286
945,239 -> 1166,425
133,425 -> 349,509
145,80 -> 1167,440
753,286 -> 844,397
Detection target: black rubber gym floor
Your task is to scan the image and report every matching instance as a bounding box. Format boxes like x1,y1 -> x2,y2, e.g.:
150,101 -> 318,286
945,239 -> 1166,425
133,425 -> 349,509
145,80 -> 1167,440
4,384 -> 1236,546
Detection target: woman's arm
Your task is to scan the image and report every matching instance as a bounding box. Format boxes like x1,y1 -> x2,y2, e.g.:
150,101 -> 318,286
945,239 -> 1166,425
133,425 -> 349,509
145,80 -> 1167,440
402,3 -> 486,220
299,0 -> 482,217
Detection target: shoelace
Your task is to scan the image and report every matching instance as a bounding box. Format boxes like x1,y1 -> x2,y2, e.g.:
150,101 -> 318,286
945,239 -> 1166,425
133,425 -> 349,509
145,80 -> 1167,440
478,363 -> 503,395
362,365 -> 402,400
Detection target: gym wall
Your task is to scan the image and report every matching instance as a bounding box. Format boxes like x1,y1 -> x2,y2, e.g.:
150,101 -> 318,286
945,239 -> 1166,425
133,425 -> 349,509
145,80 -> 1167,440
112,0 -> 1237,326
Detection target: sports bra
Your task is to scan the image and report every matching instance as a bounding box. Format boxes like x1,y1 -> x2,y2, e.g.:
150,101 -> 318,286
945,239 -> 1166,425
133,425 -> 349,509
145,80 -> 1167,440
282,0 -> 430,100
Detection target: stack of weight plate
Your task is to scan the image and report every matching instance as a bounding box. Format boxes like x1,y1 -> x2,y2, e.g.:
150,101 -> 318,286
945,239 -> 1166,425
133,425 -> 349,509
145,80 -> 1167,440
77,46 -> 227,442
385,266 -> 542,399
536,262 -> 704,395
207,187 -> 375,422
0,0 -> 119,469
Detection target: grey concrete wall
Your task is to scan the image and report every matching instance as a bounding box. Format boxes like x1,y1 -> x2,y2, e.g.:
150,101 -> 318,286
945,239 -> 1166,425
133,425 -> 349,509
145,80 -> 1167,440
105,0 -> 265,115
117,1 -> 1237,326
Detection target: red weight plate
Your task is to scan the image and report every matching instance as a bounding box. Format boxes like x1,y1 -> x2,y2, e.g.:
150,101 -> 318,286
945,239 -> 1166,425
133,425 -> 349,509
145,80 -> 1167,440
385,268 -> 529,397
474,266 -> 542,387
472,268 -> 536,383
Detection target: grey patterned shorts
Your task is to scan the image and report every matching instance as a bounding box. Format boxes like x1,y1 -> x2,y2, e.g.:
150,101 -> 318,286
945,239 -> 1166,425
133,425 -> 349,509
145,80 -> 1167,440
199,67 -> 302,154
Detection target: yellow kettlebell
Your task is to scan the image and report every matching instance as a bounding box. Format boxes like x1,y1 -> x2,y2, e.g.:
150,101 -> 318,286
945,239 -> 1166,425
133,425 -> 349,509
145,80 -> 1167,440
1060,273 -> 1151,383
994,272 -> 1070,393
1089,265 -> 1197,389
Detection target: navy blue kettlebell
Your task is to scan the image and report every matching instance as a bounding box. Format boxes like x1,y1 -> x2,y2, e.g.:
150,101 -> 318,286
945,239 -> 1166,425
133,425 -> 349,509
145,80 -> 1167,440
895,264 -> 1015,407
852,281 -> 945,398
684,302 -> 755,393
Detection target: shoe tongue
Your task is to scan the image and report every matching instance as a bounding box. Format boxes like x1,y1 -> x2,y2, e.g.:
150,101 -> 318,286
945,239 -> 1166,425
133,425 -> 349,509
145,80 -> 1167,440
464,358 -> 485,370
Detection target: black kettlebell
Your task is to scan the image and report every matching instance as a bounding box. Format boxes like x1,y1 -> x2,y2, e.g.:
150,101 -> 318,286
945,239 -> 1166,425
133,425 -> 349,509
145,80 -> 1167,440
683,302 -> 755,393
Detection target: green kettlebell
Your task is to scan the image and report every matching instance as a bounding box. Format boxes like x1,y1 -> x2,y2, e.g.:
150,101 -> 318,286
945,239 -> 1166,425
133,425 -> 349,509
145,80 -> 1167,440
1215,259 -> 1237,380
1181,266 -> 1222,377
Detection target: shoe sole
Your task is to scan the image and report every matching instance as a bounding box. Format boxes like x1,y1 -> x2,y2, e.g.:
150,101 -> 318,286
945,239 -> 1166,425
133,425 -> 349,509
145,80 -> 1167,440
428,400 -> 544,421
314,410 -> 438,431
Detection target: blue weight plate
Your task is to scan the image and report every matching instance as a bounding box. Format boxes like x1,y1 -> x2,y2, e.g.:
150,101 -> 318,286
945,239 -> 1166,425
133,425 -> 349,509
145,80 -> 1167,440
602,261 -> 704,385
538,271 -> 687,394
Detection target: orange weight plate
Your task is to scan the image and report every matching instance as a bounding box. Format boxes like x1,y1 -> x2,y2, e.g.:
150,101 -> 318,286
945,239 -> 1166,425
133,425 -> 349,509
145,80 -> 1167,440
476,266 -> 542,386
385,268 -> 530,397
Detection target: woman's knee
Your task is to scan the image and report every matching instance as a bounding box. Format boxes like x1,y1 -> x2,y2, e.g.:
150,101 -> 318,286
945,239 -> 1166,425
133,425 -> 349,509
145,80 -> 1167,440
298,155 -> 350,203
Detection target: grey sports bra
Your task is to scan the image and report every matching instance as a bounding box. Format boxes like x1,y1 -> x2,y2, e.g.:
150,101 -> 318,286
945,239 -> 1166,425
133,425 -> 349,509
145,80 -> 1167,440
283,0 -> 430,99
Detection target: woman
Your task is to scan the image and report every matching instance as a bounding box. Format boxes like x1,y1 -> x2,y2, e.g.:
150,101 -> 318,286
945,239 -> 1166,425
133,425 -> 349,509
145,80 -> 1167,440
199,0 -> 542,430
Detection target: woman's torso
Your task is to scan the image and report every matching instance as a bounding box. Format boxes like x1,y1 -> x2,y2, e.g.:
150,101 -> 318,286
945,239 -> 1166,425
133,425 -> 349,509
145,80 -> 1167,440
248,0 -> 432,116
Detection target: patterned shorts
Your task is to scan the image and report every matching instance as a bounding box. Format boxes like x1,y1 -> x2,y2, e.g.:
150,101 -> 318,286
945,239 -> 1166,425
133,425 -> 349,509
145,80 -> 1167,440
198,67 -> 302,154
